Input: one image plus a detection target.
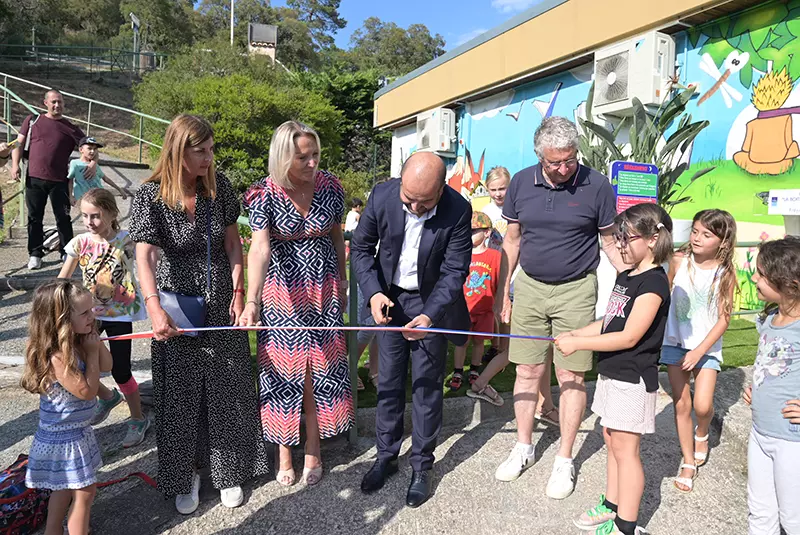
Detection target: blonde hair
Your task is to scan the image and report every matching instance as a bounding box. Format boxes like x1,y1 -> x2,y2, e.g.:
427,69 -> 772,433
146,114 -> 216,210
81,188 -> 120,233
268,121 -> 321,189
752,68 -> 793,112
21,280 -> 91,394
485,166 -> 510,188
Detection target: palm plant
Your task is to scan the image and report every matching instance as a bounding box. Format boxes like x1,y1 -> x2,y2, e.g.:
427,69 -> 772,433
577,84 -> 715,213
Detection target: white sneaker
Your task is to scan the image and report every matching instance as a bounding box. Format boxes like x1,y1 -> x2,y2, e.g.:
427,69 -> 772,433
27,256 -> 42,270
495,443 -> 535,482
175,472 -> 201,514
220,486 -> 243,508
546,460 -> 576,499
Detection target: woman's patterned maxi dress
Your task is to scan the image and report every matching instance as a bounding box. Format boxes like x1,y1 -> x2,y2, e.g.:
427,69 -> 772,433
244,170 -> 354,445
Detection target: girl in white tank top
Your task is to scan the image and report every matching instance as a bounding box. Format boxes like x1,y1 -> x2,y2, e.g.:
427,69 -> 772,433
662,210 -> 738,493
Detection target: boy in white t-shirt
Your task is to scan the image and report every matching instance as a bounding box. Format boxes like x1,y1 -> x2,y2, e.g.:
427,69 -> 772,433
345,197 -> 363,232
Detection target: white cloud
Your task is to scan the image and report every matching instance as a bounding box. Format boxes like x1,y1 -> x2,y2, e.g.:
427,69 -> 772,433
454,28 -> 489,47
491,0 -> 539,13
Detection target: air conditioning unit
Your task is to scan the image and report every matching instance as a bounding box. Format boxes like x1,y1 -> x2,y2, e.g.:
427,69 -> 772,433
416,107 -> 456,156
592,31 -> 676,117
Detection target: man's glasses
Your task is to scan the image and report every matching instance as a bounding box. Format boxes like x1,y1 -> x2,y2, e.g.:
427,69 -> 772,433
612,232 -> 642,248
542,157 -> 578,171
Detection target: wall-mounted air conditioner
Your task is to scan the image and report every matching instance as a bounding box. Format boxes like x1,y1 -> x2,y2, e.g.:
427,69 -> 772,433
593,31 -> 676,117
416,107 -> 456,157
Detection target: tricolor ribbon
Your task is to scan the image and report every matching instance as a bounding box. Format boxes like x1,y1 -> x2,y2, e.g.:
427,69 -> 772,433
101,325 -> 556,343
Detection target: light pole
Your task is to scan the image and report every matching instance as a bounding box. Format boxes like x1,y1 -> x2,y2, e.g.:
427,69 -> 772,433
230,0 -> 235,46
130,13 -> 140,73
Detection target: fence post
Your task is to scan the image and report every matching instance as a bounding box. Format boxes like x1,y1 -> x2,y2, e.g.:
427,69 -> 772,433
86,101 -> 92,137
347,242 -> 359,443
138,116 -> 144,164
3,75 -> 8,144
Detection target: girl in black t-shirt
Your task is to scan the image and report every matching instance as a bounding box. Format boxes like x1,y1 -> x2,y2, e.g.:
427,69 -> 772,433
555,203 -> 673,535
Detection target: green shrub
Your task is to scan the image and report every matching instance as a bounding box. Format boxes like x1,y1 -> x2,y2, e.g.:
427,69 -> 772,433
134,68 -> 343,192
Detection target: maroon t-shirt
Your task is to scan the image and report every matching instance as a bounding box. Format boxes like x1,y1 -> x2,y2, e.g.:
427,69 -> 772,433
20,114 -> 84,182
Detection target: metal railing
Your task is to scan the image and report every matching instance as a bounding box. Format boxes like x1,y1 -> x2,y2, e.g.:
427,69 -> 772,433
0,71 -> 170,164
0,44 -> 167,78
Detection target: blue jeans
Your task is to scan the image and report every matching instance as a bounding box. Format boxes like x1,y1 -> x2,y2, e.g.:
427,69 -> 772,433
660,345 -> 721,371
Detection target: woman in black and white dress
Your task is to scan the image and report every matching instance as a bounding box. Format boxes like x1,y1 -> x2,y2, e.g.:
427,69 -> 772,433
130,114 -> 268,514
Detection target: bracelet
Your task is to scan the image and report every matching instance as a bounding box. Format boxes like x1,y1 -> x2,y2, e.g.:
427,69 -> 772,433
246,300 -> 259,307
233,288 -> 245,295
143,293 -> 160,304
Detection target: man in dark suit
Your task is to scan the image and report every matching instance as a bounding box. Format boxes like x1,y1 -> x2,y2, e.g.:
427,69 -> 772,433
351,151 -> 472,508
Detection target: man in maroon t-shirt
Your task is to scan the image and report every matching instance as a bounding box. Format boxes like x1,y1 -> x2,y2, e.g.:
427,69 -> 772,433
11,90 -> 93,270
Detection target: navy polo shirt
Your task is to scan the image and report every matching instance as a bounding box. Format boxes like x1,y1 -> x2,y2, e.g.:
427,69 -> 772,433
502,163 -> 616,283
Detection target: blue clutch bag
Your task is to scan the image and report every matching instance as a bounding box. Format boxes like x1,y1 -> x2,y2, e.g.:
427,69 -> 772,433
158,291 -> 206,337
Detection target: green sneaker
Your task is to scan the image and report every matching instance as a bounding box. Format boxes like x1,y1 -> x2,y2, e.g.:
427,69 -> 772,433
122,415 -> 151,448
89,388 -> 123,426
573,495 -> 617,530
591,520 -> 622,535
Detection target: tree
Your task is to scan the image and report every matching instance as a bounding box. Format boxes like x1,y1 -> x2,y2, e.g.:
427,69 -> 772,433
298,68 -> 390,177
118,0 -> 195,51
195,1 -> 318,70
348,17 -> 445,77
134,55 -> 343,191
65,0 -> 124,41
286,0 -> 346,50
3,0 -> 75,45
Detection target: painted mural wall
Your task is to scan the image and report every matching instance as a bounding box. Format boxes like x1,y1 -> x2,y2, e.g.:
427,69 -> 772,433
405,0 -> 800,311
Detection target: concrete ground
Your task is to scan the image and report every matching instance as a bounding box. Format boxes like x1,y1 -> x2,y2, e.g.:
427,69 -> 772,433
0,362 -> 752,535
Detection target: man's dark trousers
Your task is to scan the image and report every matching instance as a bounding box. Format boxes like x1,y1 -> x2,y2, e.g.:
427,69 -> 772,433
375,285 -> 447,472
26,176 -> 73,258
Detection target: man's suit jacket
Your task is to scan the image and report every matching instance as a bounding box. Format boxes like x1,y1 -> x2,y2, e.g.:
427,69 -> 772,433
351,178 -> 473,346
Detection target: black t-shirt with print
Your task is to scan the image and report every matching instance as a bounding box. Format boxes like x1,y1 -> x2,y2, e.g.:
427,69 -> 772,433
597,267 -> 671,392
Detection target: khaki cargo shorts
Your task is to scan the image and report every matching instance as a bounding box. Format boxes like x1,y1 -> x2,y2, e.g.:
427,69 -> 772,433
509,270 -> 598,373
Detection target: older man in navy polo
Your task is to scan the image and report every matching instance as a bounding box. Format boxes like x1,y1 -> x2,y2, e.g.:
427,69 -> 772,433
494,116 -> 628,499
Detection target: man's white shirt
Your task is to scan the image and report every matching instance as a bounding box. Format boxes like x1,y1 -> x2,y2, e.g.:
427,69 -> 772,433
391,205 -> 438,291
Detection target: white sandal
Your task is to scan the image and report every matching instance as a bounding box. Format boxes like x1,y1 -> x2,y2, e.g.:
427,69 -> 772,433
694,426 -> 709,467
674,463 -> 697,493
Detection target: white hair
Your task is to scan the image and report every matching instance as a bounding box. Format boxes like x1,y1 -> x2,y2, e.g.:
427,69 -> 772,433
268,120 -> 321,189
533,116 -> 579,159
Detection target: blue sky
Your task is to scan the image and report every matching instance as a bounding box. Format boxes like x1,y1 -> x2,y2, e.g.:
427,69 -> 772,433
269,0 -> 546,50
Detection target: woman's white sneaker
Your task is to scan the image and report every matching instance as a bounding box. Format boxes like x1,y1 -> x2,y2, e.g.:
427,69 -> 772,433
175,473 -> 201,515
495,443 -> 535,482
220,486 -> 243,508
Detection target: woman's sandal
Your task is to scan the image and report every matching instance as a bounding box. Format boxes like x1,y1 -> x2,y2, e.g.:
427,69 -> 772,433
535,406 -> 560,427
466,384 -> 504,407
303,465 -> 324,486
674,462 -> 698,493
694,426 -> 710,467
276,468 -> 296,487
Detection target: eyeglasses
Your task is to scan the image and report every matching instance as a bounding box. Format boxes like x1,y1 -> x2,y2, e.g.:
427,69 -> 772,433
542,158 -> 578,171
612,232 -> 642,248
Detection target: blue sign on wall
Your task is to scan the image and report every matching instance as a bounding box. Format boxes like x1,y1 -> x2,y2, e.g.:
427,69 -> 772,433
610,161 -> 659,214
